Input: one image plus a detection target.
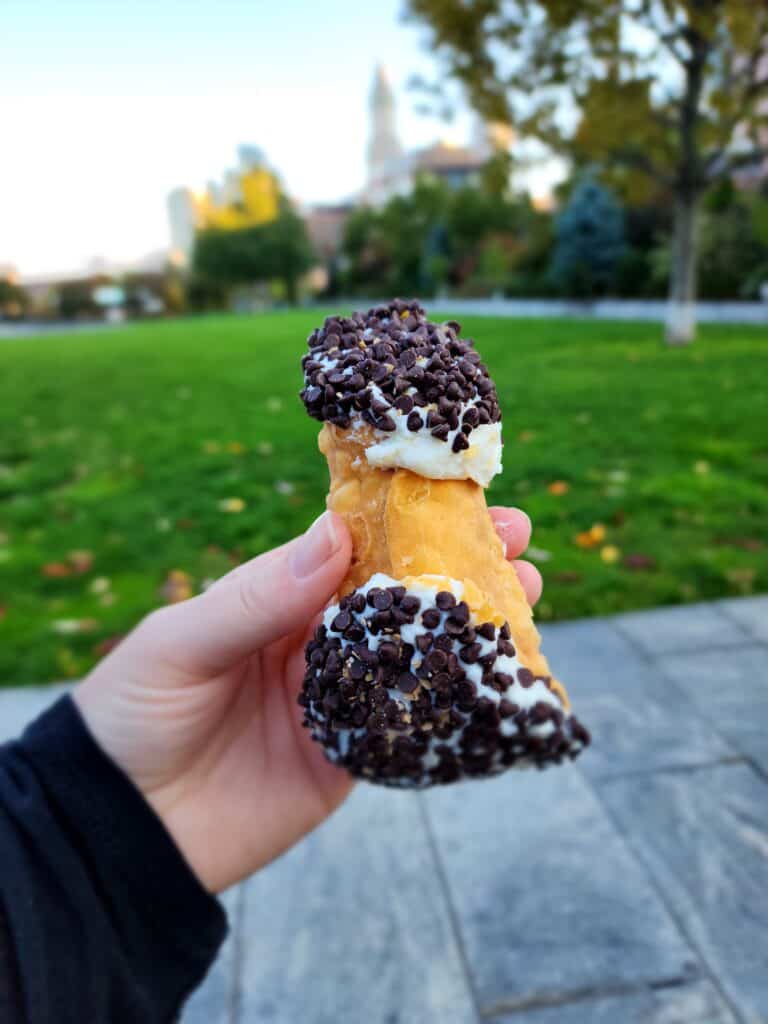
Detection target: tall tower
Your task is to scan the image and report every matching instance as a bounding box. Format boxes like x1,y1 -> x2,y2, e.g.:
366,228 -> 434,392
366,65 -> 403,198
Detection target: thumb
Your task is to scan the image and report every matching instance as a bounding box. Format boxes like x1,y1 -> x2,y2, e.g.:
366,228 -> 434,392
143,512 -> 352,675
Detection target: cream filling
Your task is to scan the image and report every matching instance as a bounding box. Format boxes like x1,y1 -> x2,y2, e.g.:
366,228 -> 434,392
365,420 -> 502,488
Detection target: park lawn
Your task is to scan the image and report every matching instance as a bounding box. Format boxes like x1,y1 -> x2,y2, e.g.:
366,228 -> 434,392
0,311 -> 766,685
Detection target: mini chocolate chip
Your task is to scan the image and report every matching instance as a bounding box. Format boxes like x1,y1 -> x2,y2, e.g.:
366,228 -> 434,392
366,588 -> 382,608
350,593 -> 366,613
331,610 -> 351,632
400,595 -> 421,616
498,639 -> 516,658
460,643 -> 482,664
415,633 -> 433,654
398,672 -> 419,694
477,622 -> 496,641
422,608 -> 441,629
452,432 -> 470,453
445,616 -> 465,636
395,394 -> 414,414
499,699 -> 518,718
425,649 -> 448,673
349,660 -> 366,681
391,586 -> 407,602
373,589 -> 393,610
407,411 -> 423,432
377,641 -> 399,664
430,424 -> 450,441
452,602 -> 470,625
435,591 -> 456,610
493,672 -> 514,691
517,667 -> 535,687
377,414 -> 396,432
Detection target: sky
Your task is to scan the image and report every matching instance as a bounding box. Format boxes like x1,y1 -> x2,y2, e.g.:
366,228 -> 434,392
1,0 -> 560,279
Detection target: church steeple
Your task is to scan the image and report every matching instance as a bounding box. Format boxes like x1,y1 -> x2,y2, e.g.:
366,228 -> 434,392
367,65 -> 403,186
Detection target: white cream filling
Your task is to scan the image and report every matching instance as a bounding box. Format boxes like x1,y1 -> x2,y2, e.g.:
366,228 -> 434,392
365,419 -> 502,488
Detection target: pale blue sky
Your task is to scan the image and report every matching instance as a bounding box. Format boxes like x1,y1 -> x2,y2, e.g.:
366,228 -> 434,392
2,0 -> 480,276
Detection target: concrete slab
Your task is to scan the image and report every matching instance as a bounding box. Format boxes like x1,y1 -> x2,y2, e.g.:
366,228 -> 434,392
659,645 -> 768,774
717,596 -> 768,644
599,763 -> 768,1023
236,786 -> 478,1024
422,766 -> 697,1013
615,604 -> 746,656
493,981 -> 736,1023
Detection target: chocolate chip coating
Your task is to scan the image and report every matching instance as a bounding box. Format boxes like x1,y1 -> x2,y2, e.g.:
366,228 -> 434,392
299,578 -> 590,788
299,300 -> 501,449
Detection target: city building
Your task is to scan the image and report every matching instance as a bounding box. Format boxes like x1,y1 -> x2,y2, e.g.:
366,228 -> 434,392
167,147 -> 281,264
363,64 -> 511,207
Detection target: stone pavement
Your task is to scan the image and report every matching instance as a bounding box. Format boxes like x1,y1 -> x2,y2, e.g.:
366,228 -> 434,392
1,597 -> 766,1024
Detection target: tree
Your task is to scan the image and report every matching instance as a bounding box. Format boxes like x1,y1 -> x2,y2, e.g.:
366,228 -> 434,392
192,200 -> 314,305
550,175 -> 625,298
405,0 -> 768,342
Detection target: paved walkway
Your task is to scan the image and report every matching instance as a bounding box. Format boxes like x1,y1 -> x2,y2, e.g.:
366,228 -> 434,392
1,597 -> 766,1024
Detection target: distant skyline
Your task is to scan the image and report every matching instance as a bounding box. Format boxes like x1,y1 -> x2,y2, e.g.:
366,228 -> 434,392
2,0 -> 563,279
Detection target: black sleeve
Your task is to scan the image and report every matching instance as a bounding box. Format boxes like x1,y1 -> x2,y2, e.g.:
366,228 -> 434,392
0,695 -> 228,1024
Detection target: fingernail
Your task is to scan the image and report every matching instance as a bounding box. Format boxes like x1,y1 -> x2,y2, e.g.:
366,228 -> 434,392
496,507 -> 531,532
292,512 -> 341,579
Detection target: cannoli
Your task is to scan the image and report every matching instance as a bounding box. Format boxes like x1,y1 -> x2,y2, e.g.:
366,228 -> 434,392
298,300 -> 589,787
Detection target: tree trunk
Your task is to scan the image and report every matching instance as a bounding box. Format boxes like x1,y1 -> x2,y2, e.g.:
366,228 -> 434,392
665,194 -> 699,345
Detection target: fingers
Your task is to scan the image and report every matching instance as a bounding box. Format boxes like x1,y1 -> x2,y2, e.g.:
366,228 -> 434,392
140,512 -> 352,675
489,506 -> 531,560
513,559 -> 543,606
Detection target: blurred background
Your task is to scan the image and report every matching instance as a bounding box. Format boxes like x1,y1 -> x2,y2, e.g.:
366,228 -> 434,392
1,0 -> 766,685
3,6 -> 768,1024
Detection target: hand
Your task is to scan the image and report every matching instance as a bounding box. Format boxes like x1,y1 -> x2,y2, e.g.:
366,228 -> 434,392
74,507 -> 541,893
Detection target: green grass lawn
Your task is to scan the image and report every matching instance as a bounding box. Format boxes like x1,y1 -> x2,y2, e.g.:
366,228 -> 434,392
1,311 -> 766,685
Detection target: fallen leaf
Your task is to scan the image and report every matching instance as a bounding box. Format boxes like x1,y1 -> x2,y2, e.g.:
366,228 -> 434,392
161,570 -> 193,603
600,545 -> 621,564
547,480 -> 569,496
226,441 -> 246,455
68,550 -> 94,574
43,562 -> 72,578
218,497 -> 246,513
575,523 -> 606,549
623,553 -> 657,571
